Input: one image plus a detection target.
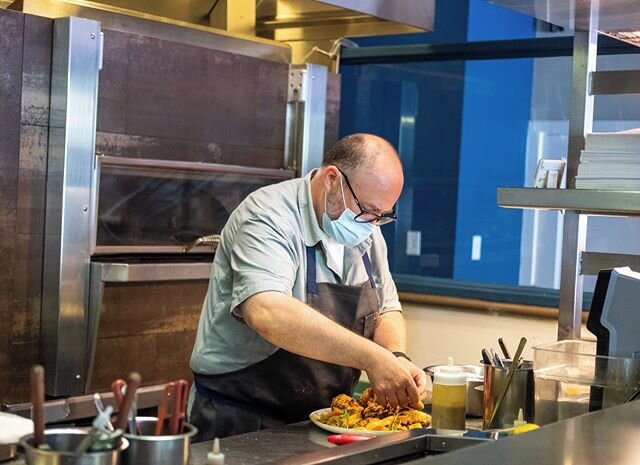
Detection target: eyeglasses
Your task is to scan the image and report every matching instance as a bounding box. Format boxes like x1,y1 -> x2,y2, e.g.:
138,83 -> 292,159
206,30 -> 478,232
334,166 -> 398,225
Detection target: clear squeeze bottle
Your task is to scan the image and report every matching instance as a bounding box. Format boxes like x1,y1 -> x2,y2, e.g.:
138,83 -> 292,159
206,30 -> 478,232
431,357 -> 467,430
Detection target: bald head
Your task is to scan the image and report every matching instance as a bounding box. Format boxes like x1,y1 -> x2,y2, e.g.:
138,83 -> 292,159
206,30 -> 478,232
323,133 -> 402,175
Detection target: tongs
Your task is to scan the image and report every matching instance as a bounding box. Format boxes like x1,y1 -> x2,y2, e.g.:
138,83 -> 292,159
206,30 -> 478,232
155,380 -> 189,436
111,372 -> 142,434
488,337 -> 527,428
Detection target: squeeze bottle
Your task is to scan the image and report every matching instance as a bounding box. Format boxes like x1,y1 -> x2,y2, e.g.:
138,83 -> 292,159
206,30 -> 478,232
431,357 -> 467,430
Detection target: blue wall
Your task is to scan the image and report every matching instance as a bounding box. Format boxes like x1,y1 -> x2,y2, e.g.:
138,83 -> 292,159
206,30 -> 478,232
452,2 -> 535,284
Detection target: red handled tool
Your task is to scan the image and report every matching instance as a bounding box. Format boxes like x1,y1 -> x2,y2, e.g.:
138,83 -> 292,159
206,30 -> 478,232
111,372 -> 141,433
155,379 -> 189,436
327,434 -> 375,445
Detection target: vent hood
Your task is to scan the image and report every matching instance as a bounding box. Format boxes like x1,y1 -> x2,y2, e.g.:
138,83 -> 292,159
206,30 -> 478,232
8,0 -> 434,67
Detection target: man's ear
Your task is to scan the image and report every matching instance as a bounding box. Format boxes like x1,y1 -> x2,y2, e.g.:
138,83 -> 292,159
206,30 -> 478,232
322,166 -> 340,191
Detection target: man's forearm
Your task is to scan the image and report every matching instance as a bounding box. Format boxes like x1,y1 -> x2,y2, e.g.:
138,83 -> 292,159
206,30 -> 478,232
241,291 -> 388,372
373,310 -> 407,353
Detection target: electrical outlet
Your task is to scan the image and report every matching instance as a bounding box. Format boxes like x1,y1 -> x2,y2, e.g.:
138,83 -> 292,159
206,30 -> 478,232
471,235 -> 482,261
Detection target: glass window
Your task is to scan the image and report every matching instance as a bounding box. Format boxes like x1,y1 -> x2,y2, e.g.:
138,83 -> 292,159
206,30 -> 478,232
339,50 -> 640,304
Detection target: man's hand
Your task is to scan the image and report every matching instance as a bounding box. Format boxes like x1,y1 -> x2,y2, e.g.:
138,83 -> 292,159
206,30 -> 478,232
364,350 -> 423,409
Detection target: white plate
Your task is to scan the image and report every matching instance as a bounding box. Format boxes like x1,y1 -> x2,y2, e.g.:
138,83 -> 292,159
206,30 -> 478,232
309,408 -> 399,436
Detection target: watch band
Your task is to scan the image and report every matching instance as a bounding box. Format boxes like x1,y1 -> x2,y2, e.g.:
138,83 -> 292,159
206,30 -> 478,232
392,351 -> 412,362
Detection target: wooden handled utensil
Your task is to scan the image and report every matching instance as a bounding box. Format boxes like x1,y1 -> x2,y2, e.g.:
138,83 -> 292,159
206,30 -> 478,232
30,365 -> 45,447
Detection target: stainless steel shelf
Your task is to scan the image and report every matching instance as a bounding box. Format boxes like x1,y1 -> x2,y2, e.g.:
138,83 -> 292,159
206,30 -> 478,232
497,187 -> 640,216
581,251 -> 640,274
591,70 -> 640,95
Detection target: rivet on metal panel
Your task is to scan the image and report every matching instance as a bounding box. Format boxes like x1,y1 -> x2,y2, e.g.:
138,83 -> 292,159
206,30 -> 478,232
75,375 -> 81,380
83,205 -> 88,212
90,33 -> 95,39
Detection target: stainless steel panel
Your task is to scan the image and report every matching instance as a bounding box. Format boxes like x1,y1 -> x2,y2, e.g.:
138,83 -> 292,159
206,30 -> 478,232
285,64 -> 328,176
558,211 -> 587,340
590,69 -> 640,94
97,262 -> 213,282
316,0 -> 435,31
92,245 -> 216,255
487,0 -> 640,33
3,385 -> 165,423
497,188 -> 640,215
581,251 -> 640,274
557,2 -> 598,340
98,155 -> 295,178
42,16 -> 102,397
13,0 -> 291,63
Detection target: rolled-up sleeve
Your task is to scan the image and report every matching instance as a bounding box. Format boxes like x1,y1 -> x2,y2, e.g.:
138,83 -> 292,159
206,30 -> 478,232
228,216 -> 298,316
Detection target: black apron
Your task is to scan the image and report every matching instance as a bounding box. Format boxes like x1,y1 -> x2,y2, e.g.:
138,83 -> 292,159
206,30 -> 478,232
190,244 -> 380,441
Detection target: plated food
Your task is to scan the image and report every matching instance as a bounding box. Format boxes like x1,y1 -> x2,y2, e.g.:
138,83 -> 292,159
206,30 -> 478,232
311,388 -> 431,433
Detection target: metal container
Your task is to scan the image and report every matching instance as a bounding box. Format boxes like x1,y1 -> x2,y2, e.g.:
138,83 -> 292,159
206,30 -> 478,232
482,361 -> 535,430
20,428 -> 128,465
0,443 -> 17,462
121,417 -> 197,465
425,365 -> 484,417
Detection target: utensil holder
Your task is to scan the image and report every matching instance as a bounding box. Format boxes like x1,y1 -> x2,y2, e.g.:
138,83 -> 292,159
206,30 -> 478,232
120,416 -> 197,465
482,360 -> 534,430
20,428 -> 128,465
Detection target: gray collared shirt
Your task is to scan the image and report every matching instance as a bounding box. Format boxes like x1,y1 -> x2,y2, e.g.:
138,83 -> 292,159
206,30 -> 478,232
190,170 -> 401,375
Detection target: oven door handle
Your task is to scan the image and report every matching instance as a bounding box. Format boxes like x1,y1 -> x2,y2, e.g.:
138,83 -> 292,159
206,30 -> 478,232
183,234 -> 221,253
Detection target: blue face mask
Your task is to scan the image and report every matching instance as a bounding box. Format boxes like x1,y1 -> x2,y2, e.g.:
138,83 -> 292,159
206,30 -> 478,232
322,175 -> 375,247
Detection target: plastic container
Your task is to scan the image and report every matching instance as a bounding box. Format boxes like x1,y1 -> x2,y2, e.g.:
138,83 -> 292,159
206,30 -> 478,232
424,365 -> 484,417
431,360 -> 467,430
533,340 -> 640,425
20,428 -> 129,465
120,416 -> 197,465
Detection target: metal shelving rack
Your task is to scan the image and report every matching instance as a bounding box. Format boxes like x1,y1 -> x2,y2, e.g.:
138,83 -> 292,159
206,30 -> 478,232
490,0 -> 640,340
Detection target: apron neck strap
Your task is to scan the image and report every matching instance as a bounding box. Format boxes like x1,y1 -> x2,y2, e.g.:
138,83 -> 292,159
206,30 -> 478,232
306,245 -> 376,295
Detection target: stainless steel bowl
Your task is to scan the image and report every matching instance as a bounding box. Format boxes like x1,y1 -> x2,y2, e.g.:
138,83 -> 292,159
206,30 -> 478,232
0,443 -> 17,462
20,428 -> 128,465
424,364 -> 485,417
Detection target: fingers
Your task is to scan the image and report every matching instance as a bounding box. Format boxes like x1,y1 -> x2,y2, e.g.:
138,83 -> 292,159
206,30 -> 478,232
413,368 -> 428,394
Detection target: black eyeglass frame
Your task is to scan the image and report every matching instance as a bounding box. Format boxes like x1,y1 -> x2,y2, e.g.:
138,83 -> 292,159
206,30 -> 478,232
334,166 -> 398,225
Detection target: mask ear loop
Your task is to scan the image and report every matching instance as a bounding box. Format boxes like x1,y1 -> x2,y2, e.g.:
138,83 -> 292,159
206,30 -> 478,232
325,171 -> 348,217
338,173 -> 347,209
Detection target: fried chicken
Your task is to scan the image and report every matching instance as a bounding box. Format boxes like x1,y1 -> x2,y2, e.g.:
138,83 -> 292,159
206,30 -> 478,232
330,394 -> 363,414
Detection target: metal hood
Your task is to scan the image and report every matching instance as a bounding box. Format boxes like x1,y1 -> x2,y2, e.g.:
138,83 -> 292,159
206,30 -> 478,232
6,0 -> 434,66
255,0 -> 435,67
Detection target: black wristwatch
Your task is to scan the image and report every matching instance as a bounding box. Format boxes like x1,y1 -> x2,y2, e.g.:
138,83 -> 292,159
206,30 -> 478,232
392,351 -> 412,362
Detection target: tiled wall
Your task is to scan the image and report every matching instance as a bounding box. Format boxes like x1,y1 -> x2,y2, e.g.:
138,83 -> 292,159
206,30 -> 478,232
0,10 -> 52,403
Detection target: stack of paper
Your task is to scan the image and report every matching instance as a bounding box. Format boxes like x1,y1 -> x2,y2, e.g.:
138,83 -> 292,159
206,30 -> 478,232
576,128 -> 640,190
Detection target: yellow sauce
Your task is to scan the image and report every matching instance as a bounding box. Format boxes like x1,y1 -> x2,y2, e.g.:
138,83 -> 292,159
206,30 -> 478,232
431,383 -> 466,430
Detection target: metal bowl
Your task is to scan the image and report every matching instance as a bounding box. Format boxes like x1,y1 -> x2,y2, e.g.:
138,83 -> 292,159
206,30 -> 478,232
20,428 -> 128,465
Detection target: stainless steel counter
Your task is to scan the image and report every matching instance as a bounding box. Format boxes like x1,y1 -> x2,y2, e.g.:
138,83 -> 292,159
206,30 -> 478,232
404,400 -> 640,465
6,402 -> 640,464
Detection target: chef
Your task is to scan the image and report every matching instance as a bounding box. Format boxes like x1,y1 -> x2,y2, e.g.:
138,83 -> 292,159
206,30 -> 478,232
188,133 -> 427,440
